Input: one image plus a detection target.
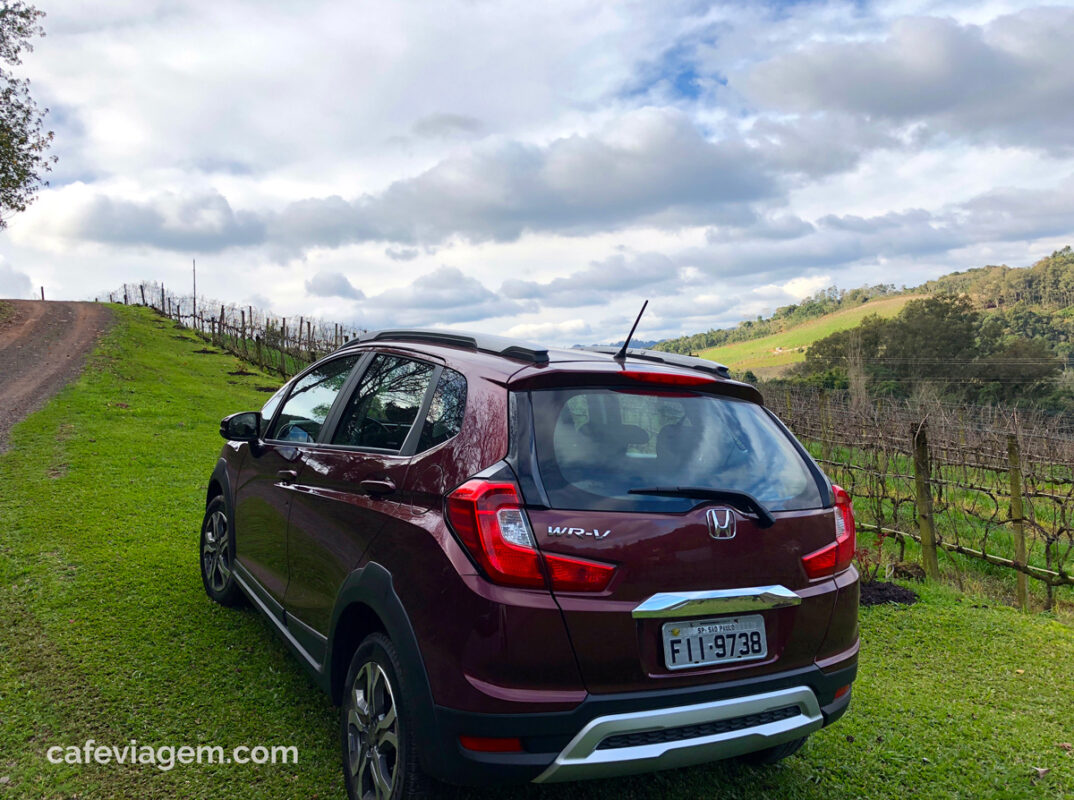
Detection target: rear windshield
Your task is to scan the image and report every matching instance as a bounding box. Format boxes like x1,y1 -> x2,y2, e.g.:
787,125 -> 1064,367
529,388 -> 823,513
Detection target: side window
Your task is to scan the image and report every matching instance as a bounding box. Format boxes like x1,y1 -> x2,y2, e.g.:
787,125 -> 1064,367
332,355 -> 435,450
268,356 -> 359,443
417,368 -> 467,451
259,384 -> 288,437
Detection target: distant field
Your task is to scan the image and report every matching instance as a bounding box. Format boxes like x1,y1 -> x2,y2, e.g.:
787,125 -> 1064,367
700,295 -> 922,377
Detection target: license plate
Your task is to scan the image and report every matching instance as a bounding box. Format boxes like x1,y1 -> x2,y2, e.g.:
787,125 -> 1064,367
662,615 -> 767,670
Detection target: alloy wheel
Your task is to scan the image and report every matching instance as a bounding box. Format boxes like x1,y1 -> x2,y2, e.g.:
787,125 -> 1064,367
201,509 -> 232,593
346,661 -> 399,800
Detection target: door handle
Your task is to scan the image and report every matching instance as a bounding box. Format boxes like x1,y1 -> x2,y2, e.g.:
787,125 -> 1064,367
276,469 -> 299,484
360,479 -> 396,497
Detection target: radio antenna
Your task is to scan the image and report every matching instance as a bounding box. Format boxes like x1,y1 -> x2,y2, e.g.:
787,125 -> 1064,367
614,300 -> 648,361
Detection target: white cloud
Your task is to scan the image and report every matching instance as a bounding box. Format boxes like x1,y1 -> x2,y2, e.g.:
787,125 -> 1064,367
18,185 -> 263,252
350,266 -> 533,328
0,262 -> 33,298
505,318 -> 591,342
0,0 -> 1071,345
411,113 -> 485,140
305,271 -> 364,300
744,8 -> 1074,154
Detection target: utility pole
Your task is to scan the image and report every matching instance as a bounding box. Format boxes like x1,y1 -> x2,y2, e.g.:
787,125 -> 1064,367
192,258 -> 197,321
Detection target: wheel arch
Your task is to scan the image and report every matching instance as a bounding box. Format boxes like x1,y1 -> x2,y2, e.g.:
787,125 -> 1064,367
328,601 -> 388,704
326,563 -> 443,776
206,457 -> 232,510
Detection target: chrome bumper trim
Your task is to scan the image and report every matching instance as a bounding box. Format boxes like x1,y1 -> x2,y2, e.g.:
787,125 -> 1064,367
532,686 -> 822,783
631,585 -> 801,619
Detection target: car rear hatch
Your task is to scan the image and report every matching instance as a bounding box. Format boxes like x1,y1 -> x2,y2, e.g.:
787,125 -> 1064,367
509,365 -> 839,694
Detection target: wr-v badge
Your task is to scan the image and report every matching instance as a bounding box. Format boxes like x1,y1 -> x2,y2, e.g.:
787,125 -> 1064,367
547,526 -> 610,540
706,508 -> 736,540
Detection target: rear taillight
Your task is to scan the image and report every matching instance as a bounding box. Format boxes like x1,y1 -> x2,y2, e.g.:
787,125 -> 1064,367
446,479 -> 615,592
832,484 -> 856,570
801,484 -> 856,579
544,552 -> 617,591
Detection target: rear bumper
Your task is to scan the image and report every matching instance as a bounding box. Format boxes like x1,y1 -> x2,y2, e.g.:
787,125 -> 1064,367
424,658 -> 856,786
534,685 -> 822,783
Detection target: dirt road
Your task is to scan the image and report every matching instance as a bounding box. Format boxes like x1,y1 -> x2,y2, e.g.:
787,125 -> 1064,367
0,300 -> 113,451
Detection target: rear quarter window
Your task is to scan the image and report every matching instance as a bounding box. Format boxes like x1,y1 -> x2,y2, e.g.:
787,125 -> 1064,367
417,368 -> 467,452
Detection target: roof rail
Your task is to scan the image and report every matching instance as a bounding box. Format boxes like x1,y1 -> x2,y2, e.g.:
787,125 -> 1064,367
578,346 -> 731,379
343,329 -> 549,364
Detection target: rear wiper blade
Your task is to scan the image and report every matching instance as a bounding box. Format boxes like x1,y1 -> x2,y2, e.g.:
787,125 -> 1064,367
627,487 -> 776,529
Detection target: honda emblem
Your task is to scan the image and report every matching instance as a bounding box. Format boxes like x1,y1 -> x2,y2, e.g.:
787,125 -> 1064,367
706,508 -> 737,540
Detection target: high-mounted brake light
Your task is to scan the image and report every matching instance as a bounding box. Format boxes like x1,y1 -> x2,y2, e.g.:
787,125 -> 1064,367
620,370 -> 716,387
446,479 -> 616,592
801,484 -> 857,579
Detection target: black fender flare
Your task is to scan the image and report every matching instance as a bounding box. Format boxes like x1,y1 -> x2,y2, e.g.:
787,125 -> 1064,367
207,457 -> 235,525
326,563 -> 444,776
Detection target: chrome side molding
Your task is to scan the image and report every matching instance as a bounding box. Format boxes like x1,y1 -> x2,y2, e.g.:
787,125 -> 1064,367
631,585 -> 801,619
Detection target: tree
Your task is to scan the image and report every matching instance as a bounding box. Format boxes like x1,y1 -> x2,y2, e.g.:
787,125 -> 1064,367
0,1 -> 53,228
978,337 -> 1063,404
883,294 -> 980,388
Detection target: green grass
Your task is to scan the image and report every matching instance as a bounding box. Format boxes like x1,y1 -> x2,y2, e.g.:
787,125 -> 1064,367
1,306 -> 1073,799
700,296 -> 921,377
0,300 -> 13,324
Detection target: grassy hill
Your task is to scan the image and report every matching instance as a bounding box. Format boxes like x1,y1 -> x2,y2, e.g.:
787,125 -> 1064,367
700,295 -> 922,377
676,248 -> 1074,379
1,306 -> 1072,798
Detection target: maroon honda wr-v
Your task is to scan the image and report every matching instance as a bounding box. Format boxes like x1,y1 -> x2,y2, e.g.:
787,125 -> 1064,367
201,329 -> 858,799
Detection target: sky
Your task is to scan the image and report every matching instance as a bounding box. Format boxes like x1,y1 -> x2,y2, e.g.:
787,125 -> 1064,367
2,0 -> 1074,344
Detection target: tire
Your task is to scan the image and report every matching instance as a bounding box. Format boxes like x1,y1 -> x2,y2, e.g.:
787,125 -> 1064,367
738,735 -> 808,766
199,496 -> 244,607
341,633 -> 435,800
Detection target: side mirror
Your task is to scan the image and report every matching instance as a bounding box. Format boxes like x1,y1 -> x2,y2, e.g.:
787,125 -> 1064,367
220,411 -> 261,442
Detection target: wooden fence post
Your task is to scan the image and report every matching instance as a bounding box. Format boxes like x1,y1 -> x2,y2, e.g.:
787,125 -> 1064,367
911,422 -> 941,580
281,318 -> 288,377
140,284 -> 147,306
819,392 -> 831,463
1008,434 -> 1029,611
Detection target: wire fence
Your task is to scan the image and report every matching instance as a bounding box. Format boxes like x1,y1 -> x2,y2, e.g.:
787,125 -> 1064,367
97,285 -> 1074,606
765,384 -> 1073,607
102,281 -> 364,379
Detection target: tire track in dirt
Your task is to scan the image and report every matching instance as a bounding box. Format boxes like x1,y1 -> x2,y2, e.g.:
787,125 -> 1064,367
0,300 -> 113,452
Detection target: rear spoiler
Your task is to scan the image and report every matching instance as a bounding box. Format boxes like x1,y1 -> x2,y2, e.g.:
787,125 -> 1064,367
506,362 -> 763,405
